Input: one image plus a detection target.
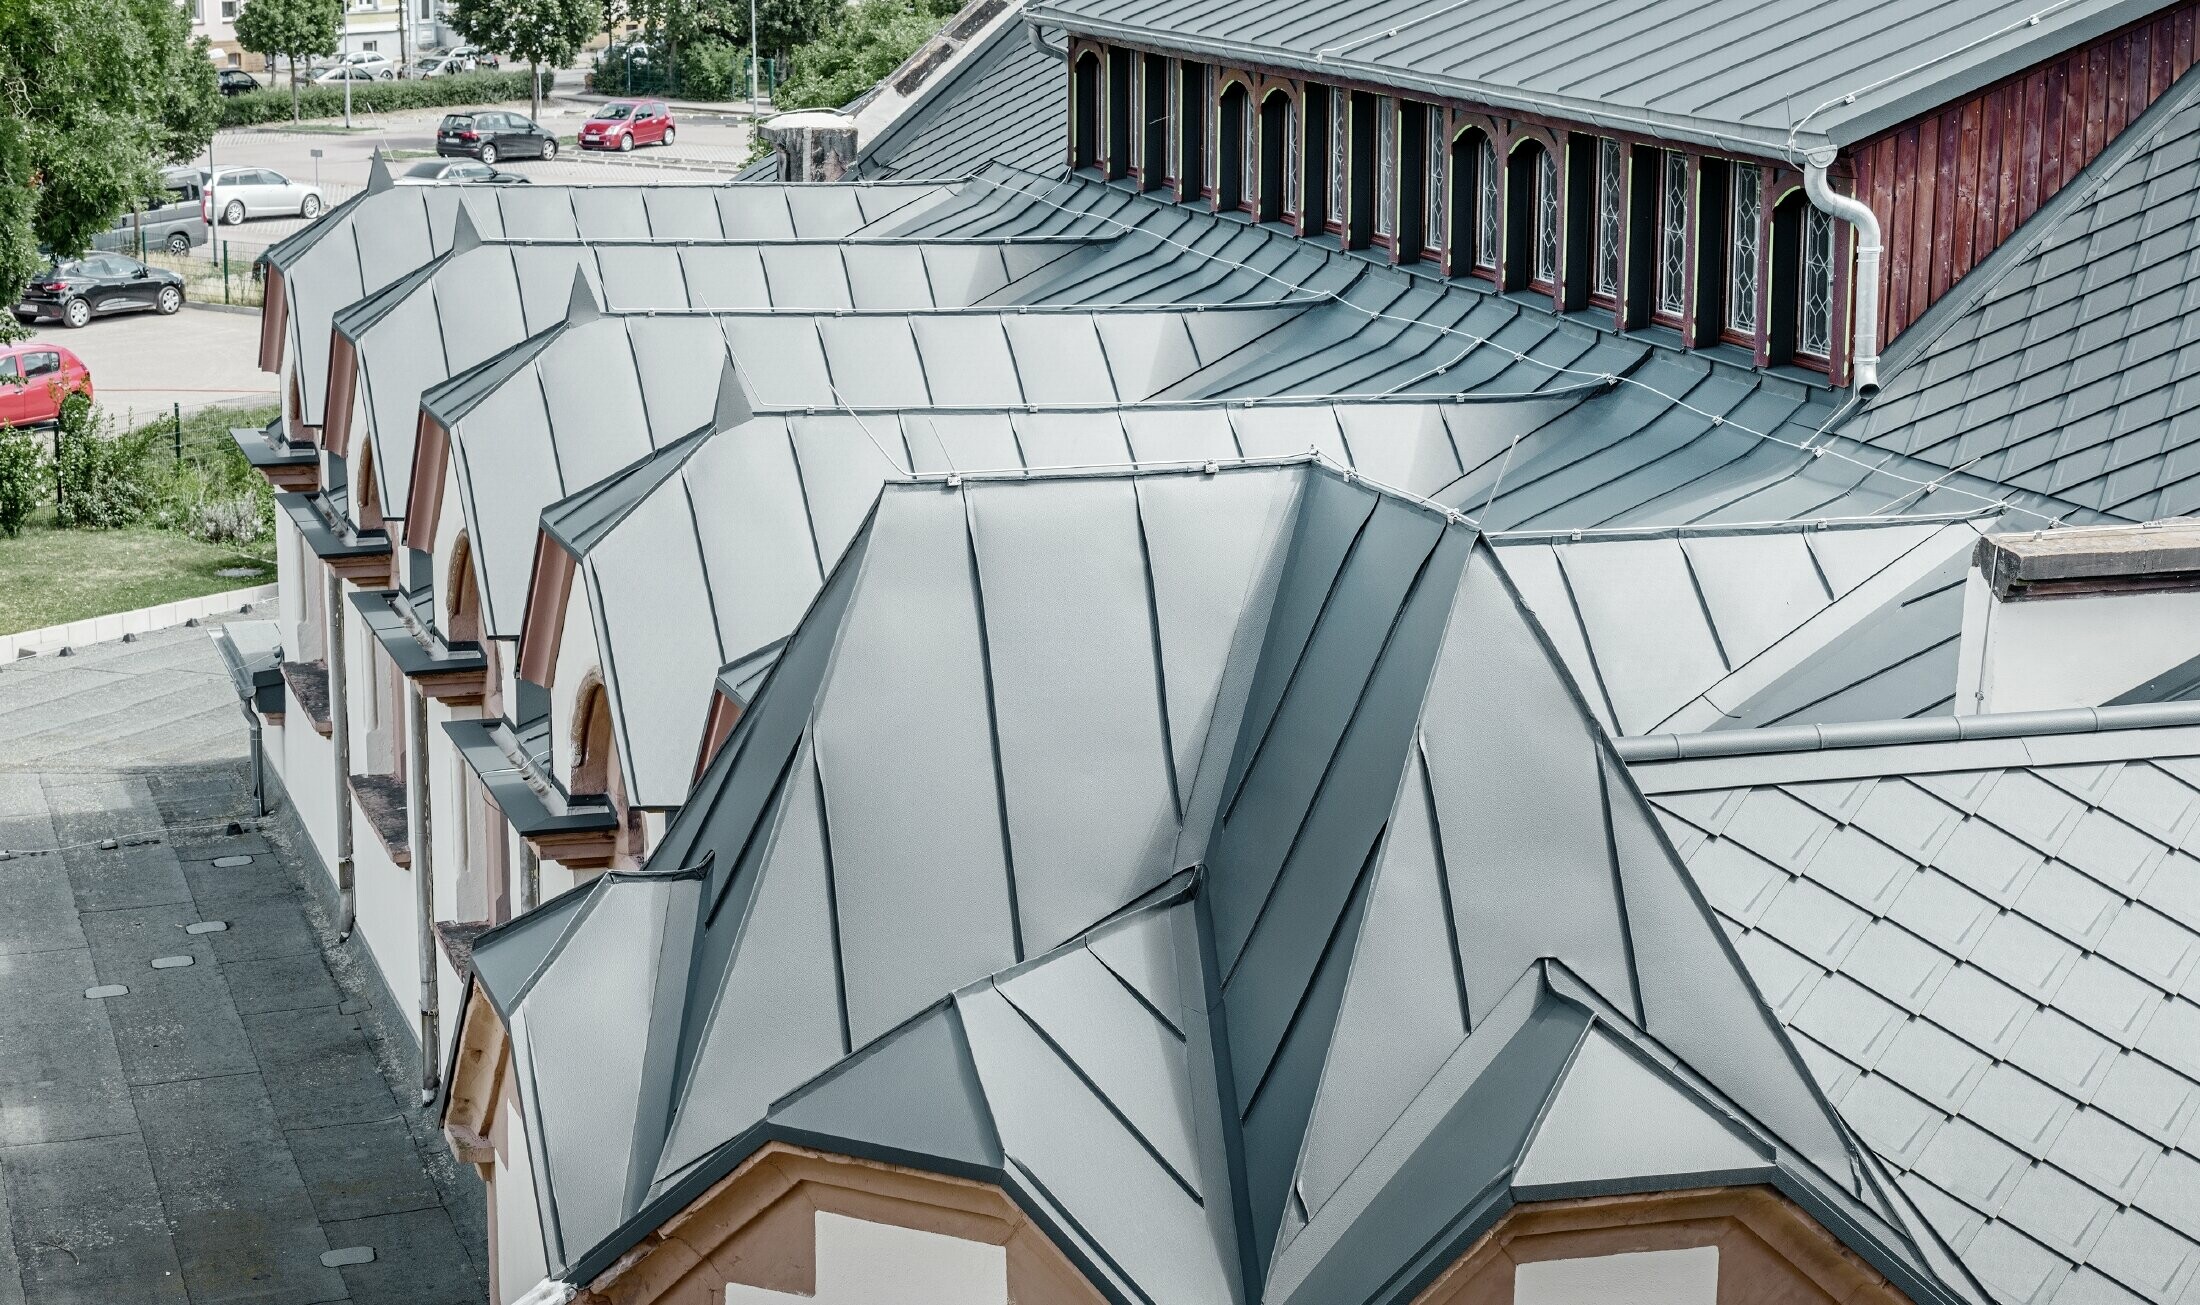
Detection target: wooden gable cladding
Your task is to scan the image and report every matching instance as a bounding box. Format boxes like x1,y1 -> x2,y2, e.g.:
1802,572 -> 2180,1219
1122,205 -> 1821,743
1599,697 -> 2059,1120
1859,0 -> 2200,348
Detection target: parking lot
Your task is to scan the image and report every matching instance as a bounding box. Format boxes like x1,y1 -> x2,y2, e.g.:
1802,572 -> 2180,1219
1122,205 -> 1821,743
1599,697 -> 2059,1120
24,307 -> 273,430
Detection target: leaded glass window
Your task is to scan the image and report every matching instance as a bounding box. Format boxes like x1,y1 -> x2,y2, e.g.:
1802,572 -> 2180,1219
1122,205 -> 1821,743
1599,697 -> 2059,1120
1165,61 -> 1179,184
1799,205 -> 1835,359
1593,138 -> 1622,299
1533,146 -> 1559,285
1239,89 -> 1256,210
1726,163 -> 1761,334
1425,106 -> 1446,253
1123,57 -> 1140,174
1329,90 -> 1348,227
1375,96 -> 1397,237
1475,136 -> 1499,269
1656,149 -> 1688,317
1280,94 -> 1299,217
1203,65 -> 1217,192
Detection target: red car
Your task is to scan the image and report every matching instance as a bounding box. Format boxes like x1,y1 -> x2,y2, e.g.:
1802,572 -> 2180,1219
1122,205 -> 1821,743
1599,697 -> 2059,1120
578,100 -> 675,152
0,342 -> 91,427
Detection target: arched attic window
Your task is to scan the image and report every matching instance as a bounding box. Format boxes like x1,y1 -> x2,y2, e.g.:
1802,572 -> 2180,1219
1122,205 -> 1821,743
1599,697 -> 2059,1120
571,674 -> 645,870
1449,126 -> 1499,278
1106,46 -> 1135,179
1218,79 -> 1253,213
1257,87 -> 1297,224
1398,102 -> 1444,263
1140,52 -> 1171,192
1071,51 -> 1100,170
1505,138 -> 1559,294
446,531 -> 482,646
1767,187 -> 1837,370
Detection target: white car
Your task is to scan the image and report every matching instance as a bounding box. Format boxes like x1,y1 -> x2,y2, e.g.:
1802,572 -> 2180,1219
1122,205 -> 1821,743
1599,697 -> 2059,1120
313,65 -> 384,85
410,55 -> 463,77
203,167 -> 325,225
318,51 -> 395,79
393,159 -> 529,185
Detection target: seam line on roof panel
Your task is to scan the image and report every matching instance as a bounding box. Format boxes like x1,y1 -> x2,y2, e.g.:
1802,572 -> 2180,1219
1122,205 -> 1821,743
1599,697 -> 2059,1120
783,420 -> 830,581
1234,831 -> 1385,1121
1131,479 -> 1186,822
587,564 -> 650,815
1419,735 -> 1472,1033
1000,319 -> 1036,405
678,478 -> 730,669
1221,523 -> 1448,995
995,984 -> 1205,1205
961,489 -> 1025,963
814,747 -> 854,1056
913,244 -> 941,308
1677,542 -> 1732,674
1799,531 -> 1840,603
1002,1155 -> 1152,1296
701,722 -> 806,928
1547,545 -> 1624,734
1594,752 -> 1650,1030
1218,487 -> 1378,828
1085,939 -> 1186,1041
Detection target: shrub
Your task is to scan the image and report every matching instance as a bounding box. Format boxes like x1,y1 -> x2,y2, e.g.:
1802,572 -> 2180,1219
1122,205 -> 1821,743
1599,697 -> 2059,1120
216,68 -> 554,127
680,38 -> 746,101
132,404 -> 278,552
0,424 -> 43,537
773,0 -> 944,111
53,397 -> 158,529
197,493 -> 268,546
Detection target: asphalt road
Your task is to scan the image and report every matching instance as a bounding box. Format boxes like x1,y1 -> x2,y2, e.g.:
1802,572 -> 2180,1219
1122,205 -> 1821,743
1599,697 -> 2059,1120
25,306 -> 274,430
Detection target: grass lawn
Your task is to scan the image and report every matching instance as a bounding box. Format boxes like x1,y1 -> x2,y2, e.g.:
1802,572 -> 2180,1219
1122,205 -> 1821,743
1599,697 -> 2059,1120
0,507 -> 275,635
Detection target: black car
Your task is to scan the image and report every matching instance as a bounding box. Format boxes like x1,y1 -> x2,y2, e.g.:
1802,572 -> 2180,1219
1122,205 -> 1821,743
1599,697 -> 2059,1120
436,111 -> 559,165
17,254 -> 186,328
217,68 -> 262,96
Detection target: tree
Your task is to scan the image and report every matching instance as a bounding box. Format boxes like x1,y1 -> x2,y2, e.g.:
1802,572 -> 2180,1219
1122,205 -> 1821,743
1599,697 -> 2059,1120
233,0 -> 342,122
772,0 -> 940,111
0,0 -> 221,340
449,0 -> 600,123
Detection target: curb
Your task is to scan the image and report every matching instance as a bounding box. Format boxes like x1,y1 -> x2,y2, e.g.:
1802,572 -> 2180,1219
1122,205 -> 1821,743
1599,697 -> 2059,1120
185,301 -> 261,317
1,582 -> 280,663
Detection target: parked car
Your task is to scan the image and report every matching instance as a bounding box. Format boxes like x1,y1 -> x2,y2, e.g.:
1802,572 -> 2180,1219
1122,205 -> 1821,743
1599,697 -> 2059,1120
579,99 -> 675,151
394,159 -> 531,185
0,343 -> 91,427
443,44 -> 497,69
410,55 -> 463,78
17,254 -> 184,329
341,51 -> 397,78
94,168 -> 209,256
436,111 -> 558,164
217,67 -> 262,96
312,65 -> 386,85
203,167 -> 323,225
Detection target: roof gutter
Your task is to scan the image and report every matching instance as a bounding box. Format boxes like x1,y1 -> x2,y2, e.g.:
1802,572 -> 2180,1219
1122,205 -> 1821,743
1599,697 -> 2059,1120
1617,699 -> 2200,764
1802,154 -> 1881,398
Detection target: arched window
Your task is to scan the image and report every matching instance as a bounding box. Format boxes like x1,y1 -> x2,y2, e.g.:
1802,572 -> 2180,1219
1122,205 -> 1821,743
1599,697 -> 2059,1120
1141,52 -> 1170,192
1506,139 -> 1559,293
1071,52 -> 1099,170
1218,80 -> 1252,212
1768,189 -> 1837,368
1448,127 -> 1500,278
1106,47 -> 1134,179
446,531 -> 481,646
571,674 -> 645,870
1177,61 -> 1207,201
1258,87 -> 1296,223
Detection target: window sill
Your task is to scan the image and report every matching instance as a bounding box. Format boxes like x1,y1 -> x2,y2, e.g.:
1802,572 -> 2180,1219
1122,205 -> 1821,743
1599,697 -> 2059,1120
349,772 -> 412,869
1633,322 -> 1688,351
1765,361 -> 1838,391
1695,340 -> 1759,372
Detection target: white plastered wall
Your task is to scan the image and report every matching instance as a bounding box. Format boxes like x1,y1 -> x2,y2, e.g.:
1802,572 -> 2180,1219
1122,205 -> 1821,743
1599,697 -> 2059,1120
1957,570 -> 2200,714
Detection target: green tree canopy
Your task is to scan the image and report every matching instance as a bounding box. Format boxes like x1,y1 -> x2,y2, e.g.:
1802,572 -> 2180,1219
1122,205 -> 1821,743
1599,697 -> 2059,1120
0,0 -> 221,338
233,0 -> 342,122
450,0 -> 601,120
772,0 -> 952,111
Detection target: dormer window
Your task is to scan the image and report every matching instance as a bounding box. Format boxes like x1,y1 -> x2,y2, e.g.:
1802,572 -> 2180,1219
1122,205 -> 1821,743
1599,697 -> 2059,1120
1141,52 -> 1170,192
1654,149 -> 1689,323
1534,147 -> 1558,287
1592,138 -> 1623,306
1423,106 -> 1446,262
1374,95 -> 1397,241
1106,47 -> 1133,179
1473,134 -> 1499,273
1258,87 -> 1298,223
1725,163 -> 1762,339
1217,78 -> 1251,211
1798,206 -> 1834,360
1071,51 -> 1099,170
1505,139 -> 1557,293
1327,88 -> 1347,232
1184,61 -> 1210,199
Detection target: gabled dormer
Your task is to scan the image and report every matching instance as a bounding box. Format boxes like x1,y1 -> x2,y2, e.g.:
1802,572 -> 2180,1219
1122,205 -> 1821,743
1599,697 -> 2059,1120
1036,0 -> 2200,391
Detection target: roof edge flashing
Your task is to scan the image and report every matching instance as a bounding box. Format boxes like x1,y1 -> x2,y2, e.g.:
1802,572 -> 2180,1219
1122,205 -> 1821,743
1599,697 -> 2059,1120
1619,700 -> 2200,763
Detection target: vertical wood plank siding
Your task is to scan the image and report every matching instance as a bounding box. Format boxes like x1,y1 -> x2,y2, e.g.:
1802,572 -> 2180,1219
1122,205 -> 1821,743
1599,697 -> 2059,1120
1856,1 -> 2200,347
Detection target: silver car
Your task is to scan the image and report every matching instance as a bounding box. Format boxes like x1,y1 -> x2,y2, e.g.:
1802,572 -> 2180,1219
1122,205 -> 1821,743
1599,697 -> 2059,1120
205,167 -> 324,225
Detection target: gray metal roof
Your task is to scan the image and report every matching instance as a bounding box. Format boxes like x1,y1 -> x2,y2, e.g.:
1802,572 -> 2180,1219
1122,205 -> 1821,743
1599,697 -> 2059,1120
1023,0 -> 2165,156
1840,66 -> 2200,526
1636,722 -> 2200,1305
340,231 -> 1115,518
853,15 -> 1068,180
1493,514 -> 1995,737
468,461 -> 1980,1303
270,176 -> 959,427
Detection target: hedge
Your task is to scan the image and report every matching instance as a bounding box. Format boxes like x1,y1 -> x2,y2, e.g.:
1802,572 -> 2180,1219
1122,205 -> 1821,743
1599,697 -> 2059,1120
217,69 -> 556,128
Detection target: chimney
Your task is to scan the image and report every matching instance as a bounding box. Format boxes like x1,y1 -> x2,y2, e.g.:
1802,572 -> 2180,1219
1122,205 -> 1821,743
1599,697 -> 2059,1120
760,110 -> 860,182
1957,521 -> 2200,714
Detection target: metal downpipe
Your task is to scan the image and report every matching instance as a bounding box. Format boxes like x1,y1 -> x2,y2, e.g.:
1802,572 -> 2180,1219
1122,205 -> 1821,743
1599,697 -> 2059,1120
326,568 -> 356,941
1803,155 -> 1882,398
410,682 -> 439,1105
